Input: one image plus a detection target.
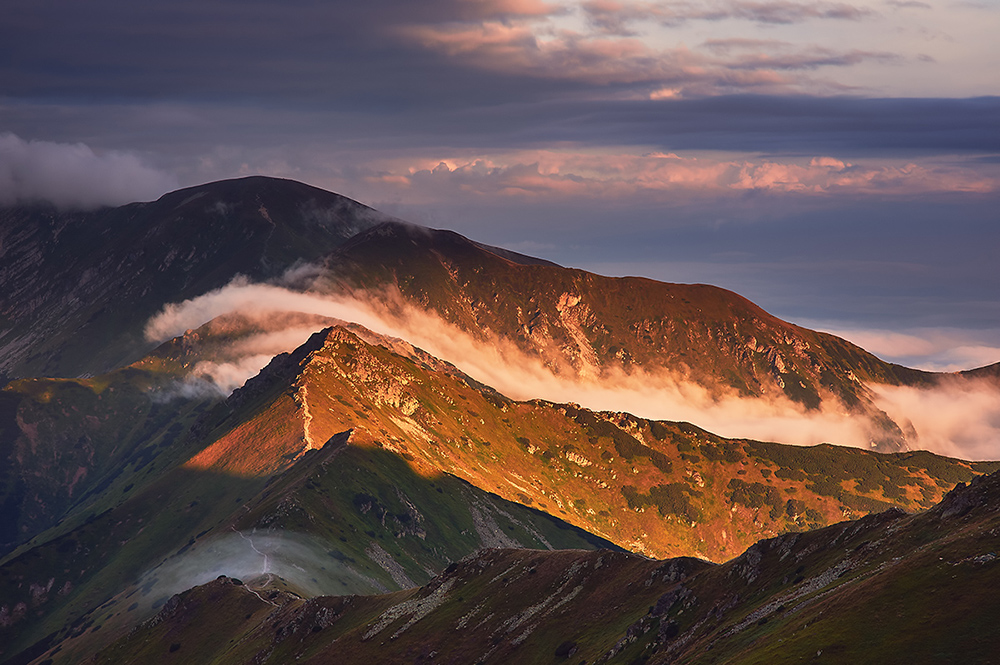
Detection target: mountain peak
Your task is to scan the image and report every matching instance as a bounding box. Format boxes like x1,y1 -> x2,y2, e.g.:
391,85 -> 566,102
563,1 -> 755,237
0,178 -> 389,379
150,176 -> 386,224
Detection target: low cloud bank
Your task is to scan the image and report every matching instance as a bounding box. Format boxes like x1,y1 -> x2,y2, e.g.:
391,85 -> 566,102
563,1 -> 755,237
0,132 -> 176,208
144,272 -> 1000,460
809,322 -> 1000,372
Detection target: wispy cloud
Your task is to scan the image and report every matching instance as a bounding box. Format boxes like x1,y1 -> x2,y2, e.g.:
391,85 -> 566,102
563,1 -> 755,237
0,132 -> 176,208
703,38 -> 900,70
884,0 -> 930,8
874,378 -> 1000,460
144,276 -> 877,450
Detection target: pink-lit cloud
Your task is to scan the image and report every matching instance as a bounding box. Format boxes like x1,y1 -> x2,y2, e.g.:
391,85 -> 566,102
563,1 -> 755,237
400,22 -> 709,88
452,0 -> 558,19
143,278 -> 875,450
873,378 -> 1000,461
808,324 -> 1000,371
359,150 -> 998,204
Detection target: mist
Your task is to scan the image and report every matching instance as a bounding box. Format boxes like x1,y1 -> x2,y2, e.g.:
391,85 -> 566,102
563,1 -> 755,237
144,272 -> 1000,460
0,132 -> 176,208
151,355 -> 279,402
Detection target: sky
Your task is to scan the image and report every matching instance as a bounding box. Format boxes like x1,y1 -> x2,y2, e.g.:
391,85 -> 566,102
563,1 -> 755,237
1,0 -> 998,371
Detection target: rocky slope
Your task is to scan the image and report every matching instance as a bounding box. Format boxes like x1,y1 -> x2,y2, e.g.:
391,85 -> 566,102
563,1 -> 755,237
4,177 -> 989,455
3,176 -> 998,664
256,324 -> 996,562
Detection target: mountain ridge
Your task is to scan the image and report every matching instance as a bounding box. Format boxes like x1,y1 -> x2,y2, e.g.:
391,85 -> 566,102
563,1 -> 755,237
2,175 -> 998,664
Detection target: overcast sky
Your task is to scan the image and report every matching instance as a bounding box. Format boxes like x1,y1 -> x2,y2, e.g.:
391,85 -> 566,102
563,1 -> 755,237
1,0 -> 998,370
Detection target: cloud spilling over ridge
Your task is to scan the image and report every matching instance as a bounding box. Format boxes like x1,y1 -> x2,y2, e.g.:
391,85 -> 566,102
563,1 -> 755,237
141,273 -> 940,455
149,314 -> 346,401
0,132 -> 177,208
144,274 -> 1000,459
152,355 -> 279,402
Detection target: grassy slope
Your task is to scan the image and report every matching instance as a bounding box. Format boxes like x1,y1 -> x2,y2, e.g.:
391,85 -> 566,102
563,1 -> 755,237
4,322 -> 997,664
0,368 -> 214,557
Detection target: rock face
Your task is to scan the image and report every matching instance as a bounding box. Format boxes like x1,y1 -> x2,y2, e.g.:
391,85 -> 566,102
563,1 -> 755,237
936,471 -> 1000,519
0,176 -> 390,380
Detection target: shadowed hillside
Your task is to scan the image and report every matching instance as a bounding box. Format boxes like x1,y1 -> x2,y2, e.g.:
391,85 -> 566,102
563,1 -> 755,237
89,469 -> 1000,665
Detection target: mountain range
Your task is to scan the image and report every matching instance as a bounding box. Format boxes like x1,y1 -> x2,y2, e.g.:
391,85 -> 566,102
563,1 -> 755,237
1,176 -> 998,664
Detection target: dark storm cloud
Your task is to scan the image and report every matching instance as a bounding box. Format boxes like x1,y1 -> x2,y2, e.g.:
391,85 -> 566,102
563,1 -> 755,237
5,0 -> 990,158
3,93 -> 998,170
0,0 -> 567,106
0,0 -> 916,109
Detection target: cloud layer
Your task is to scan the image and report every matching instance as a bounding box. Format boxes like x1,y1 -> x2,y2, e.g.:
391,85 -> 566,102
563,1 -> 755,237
3,0 -> 997,105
